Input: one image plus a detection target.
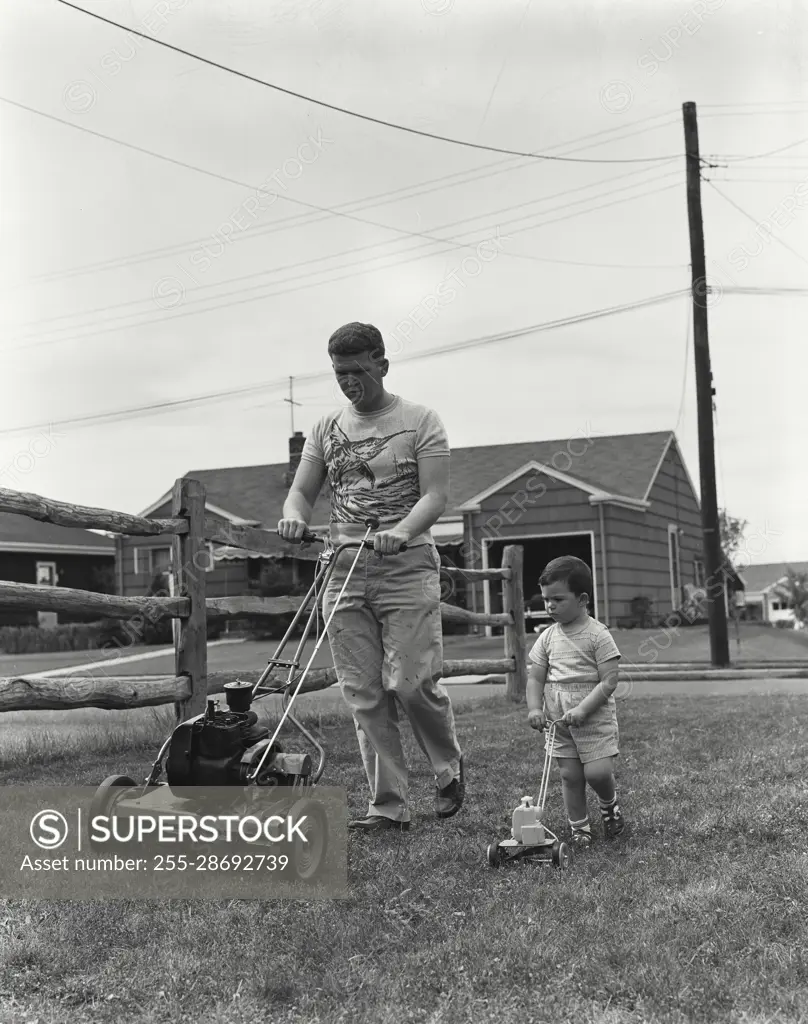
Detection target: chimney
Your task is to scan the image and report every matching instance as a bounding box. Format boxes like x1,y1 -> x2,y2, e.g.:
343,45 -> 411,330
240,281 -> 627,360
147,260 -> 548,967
284,431 -> 305,487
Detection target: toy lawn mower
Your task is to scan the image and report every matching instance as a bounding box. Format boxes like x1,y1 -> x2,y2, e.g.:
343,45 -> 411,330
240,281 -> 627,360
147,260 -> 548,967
486,719 -> 573,871
89,519 -> 398,880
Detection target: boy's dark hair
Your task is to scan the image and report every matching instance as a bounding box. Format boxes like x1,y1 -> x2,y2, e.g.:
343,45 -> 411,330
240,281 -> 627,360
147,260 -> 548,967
327,322 -> 386,361
539,555 -> 592,598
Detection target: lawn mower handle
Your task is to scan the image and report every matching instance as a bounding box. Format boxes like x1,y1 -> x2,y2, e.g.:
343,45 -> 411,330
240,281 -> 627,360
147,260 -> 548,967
291,520 -> 409,551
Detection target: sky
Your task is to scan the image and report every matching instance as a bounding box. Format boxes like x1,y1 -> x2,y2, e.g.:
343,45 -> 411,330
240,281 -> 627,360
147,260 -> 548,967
0,0 -> 806,563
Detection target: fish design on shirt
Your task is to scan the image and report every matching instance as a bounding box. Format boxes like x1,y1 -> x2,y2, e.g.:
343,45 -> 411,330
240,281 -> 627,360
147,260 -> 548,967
328,422 -> 415,489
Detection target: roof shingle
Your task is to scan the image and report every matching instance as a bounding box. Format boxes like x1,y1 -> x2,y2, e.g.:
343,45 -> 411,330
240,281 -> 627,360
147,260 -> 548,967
183,429 -> 675,527
739,562 -> 808,594
0,512 -> 115,550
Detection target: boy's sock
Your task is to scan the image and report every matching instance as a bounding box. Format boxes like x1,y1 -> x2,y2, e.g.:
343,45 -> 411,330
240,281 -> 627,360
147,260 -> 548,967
569,816 -> 591,847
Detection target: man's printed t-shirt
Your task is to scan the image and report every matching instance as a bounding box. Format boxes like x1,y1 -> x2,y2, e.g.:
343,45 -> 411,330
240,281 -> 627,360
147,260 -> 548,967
300,394 -> 449,546
528,618 -> 622,687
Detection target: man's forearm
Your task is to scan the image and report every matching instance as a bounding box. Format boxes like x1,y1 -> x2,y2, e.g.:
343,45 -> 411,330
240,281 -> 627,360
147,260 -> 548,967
394,492 -> 446,540
282,490 -> 313,523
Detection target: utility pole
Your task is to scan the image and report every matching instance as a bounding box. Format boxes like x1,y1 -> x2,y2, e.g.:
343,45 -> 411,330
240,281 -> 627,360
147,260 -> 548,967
283,376 -> 302,435
683,100 -> 730,667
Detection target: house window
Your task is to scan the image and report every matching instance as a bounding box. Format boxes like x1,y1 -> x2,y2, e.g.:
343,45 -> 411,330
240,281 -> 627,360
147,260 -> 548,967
134,544 -> 214,575
694,559 -> 705,588
668,524 -> 682,609
150,547 -> 172,575
35,561 -> 57,587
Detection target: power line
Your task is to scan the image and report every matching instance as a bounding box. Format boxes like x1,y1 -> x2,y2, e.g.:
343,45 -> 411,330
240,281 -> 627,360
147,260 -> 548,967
3,178 -> 683,351
709,134 -> 808,164
0,287 -> 689,437
0,97 -> 684,329
674,294 -> 691,435
706,180 -> 808,270
1,95 -> 538,268
706,177 -> 808,185
700,101 -> 808,109
7,167 -> 684,341
17,112 -> 682,286
55,0 -> 680,165
699,110 -> 808,119
723,286 -> 808,296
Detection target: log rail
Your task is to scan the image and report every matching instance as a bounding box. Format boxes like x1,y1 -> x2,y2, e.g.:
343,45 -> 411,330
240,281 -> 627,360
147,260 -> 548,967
0,480 -> 529,717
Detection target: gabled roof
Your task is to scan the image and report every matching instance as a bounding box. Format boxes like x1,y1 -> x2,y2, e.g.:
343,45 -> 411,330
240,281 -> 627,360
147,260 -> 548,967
739,561 -> 808,595
0,511 -> 115,554
164,430 -> 677,531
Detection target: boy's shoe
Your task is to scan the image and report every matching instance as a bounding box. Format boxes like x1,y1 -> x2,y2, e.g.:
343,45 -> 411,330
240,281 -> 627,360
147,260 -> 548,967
600,801 -> 626,838
435,756 -> 465,818
570,827 -> 592,850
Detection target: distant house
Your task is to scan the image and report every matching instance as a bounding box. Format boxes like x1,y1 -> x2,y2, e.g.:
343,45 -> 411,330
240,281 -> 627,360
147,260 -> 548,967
737,562 -> 808,626
0,511 -> 116,627
120,429 -> 713,631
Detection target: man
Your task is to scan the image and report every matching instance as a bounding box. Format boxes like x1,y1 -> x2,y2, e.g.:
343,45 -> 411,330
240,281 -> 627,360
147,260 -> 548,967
278,322 -> 464,832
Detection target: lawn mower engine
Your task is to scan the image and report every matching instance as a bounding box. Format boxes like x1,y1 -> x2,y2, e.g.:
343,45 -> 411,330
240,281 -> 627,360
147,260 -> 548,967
164,680 -> 313,789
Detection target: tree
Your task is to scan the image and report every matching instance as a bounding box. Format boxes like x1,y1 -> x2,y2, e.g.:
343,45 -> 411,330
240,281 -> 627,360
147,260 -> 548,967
719,509 -> 749,568
775,569 -> 808,630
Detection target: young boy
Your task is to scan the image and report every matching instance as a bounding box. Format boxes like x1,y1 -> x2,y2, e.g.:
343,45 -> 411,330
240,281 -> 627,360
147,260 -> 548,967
526,555 -> 626,849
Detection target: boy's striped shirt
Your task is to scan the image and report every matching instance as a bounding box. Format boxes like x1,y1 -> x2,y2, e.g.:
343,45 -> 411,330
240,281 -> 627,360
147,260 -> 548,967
528,617 -> 621,687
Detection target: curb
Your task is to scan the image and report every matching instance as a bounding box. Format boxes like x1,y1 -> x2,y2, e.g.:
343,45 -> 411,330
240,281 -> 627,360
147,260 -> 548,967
444,670 -> 808,685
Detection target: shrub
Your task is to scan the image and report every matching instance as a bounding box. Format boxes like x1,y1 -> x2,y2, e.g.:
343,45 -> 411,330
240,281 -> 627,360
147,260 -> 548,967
0,620 -> 129,655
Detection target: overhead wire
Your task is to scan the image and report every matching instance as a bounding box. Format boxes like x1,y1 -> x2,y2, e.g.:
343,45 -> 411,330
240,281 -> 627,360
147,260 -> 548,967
674,295 -> 691,435
6,165 -> 686,341
16,111 -> 682,286
54,0 -> 681,165
3,176 -> 683,351
705,180 -> 808,270
708,133 -> 808,163
0,287 -> 689,436
0,96 -> 684,327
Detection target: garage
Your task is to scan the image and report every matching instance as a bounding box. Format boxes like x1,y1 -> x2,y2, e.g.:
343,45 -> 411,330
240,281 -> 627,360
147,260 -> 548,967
481,531 -> 598,636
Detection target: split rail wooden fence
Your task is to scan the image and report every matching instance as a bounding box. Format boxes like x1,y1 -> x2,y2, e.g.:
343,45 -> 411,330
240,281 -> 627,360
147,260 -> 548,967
0,478 -> 528,718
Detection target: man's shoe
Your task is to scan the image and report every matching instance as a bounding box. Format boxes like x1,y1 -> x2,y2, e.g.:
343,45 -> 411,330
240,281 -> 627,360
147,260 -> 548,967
348,816 -> 410,832
435,756 -> 465,819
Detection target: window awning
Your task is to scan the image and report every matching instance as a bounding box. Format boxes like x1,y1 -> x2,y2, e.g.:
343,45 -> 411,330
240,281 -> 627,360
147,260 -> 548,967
431,521 -> 464,545
211,544 -> 321,563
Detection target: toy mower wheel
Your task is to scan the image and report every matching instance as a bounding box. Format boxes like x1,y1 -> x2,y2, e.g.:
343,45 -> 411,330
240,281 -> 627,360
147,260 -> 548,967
552,840 -> 572,870
288,798 -> 328,882
486,843 -> 505,868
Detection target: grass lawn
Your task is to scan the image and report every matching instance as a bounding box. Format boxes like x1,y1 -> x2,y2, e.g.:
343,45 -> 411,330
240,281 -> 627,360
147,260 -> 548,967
2,690 -> 808,1023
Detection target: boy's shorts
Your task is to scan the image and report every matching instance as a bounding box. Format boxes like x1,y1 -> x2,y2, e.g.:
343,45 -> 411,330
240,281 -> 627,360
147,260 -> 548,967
544,683 -> 619,764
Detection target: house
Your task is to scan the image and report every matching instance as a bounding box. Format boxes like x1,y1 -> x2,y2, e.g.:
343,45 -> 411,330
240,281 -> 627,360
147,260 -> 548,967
120,428 -> 711,632
736,562 -> 808,626
0,511 -> 116,627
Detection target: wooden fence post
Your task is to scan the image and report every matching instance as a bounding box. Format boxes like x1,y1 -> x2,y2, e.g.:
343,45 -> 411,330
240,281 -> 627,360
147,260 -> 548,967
171,477 -> 208,721
501,544 -> 527,702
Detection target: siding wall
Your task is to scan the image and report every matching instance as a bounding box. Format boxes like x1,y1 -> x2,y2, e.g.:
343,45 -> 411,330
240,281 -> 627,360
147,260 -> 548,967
119,502 -> 250,599
606,440 -> 703,621
463,470 -> 604,618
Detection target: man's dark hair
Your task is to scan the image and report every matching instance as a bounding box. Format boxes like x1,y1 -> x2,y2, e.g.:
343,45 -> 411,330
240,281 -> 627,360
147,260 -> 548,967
327,322 -> 386,361
539,555 -> 592,597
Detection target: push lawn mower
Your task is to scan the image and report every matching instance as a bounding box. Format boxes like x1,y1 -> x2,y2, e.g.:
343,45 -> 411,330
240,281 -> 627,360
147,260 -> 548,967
486,719 -> 573,871
90,518 -> 399,880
